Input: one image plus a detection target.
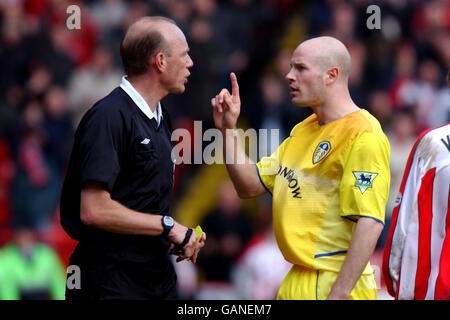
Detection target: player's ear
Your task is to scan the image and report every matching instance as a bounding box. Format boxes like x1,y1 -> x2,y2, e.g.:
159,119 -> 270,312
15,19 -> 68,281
154,52 -> 166,73
325,67 -> 338,85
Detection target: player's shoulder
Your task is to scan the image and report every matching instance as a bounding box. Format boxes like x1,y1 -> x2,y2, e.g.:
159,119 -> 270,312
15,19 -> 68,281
420,123 -> 450,144
350,109 -> 384,135
343,110 -> 390,155
289,113 -> 317,136
351,109 -> 388,141
416,123 -> 450,162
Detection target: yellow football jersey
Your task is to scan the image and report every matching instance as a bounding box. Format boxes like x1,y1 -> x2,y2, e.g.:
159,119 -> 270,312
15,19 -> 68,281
256,109 -> 390,274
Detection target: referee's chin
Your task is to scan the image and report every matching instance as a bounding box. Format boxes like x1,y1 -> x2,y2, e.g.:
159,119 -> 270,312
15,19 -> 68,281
170,85 -> 186,95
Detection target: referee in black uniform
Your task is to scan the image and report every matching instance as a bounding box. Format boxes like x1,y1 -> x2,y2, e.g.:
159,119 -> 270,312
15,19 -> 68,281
60,16 -> 206,300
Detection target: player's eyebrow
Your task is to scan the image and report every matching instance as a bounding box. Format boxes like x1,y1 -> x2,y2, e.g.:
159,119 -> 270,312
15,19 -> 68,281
291,61 -> 308,68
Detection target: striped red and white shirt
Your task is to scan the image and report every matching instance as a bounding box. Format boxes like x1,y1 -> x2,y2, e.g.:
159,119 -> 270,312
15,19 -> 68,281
382,123 -> 450,300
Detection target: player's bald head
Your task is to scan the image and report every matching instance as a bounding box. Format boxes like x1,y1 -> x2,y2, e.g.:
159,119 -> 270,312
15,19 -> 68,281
295,36 -> 351,82
120,16 -> 179,76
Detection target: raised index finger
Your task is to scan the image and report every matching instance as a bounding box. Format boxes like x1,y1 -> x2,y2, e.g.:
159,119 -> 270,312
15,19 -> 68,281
230,72 -> 239,98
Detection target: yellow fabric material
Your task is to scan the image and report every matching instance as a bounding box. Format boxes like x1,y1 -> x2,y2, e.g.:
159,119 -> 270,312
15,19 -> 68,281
256,109 -> 390,274
276,265 -> 377,300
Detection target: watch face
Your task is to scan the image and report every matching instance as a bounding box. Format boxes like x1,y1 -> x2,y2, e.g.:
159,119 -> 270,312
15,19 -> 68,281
163,216 -> 174,227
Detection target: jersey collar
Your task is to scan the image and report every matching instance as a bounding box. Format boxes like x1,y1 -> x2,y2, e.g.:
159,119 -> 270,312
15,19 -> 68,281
119,75 -> 163,126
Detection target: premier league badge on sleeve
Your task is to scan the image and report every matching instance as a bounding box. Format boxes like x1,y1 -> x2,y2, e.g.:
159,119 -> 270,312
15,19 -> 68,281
312,140 -> 331,164
353,171 -> 378,194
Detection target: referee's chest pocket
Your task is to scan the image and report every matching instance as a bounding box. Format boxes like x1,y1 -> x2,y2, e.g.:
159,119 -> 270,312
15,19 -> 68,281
134,140 -> 159,173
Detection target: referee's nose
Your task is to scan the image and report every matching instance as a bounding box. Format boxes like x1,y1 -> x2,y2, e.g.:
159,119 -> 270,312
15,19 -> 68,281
187,54 -> 194,68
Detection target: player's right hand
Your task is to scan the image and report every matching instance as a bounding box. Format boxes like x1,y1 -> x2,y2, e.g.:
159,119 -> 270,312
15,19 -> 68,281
211,72 -> 241,131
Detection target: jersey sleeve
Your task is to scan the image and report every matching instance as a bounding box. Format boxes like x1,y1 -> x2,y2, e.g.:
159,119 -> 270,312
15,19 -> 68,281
255,136 -> 290,195
77,106 -> 123,192
339,131 -> 390,224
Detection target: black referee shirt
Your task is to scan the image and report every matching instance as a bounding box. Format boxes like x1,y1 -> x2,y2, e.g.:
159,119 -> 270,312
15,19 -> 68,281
60,87 -> 175,264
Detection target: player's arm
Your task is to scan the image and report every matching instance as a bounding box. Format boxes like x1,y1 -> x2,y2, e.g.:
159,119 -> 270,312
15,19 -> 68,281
80,182 -> 206,263
327,217 -> 383,299
211,73 -> 266,199
330,130 -> 390,299
222,129 -> 266,198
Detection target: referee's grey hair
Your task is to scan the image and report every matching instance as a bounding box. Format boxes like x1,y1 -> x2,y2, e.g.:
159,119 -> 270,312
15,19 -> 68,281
120,16 -> 176,77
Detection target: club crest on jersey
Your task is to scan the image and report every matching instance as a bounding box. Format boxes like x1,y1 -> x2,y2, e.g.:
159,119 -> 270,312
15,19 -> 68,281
353,171 -> 378,194
312,140 -> 331,164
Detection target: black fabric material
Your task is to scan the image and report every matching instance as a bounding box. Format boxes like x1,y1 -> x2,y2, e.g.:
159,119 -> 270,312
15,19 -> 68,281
60,87 -> 177,298
65,243 -> 178,300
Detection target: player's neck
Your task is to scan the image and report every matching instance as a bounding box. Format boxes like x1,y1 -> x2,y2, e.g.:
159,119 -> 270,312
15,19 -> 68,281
313,92 -> 360,125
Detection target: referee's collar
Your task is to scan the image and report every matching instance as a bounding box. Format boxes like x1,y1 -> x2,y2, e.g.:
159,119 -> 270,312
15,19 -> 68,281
119,75 -> 163,126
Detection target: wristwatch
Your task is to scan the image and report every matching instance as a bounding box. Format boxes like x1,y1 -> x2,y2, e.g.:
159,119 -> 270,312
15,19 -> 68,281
161,215 -> 175,237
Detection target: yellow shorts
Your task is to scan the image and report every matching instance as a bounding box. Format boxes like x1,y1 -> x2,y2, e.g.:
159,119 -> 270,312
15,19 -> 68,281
276,265 -> 377,300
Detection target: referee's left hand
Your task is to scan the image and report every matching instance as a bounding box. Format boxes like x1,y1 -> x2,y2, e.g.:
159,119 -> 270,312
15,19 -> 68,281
169,222 -> 206,263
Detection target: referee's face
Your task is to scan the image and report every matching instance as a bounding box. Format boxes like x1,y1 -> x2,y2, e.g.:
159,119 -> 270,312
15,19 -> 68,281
162,26 -> 194,94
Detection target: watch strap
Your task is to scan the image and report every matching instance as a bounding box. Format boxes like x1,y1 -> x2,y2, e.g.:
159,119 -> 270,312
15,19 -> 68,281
179,228 -> 193,248
169,228 -> 193,255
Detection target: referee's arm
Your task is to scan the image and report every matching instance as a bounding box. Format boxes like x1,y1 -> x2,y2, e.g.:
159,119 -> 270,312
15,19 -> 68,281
80,182 -> 205,262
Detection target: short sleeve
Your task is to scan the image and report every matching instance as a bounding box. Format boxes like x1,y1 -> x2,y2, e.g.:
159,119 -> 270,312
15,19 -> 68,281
255,137 -> 290,195
435,165 -> 450,217
339,132 -> 390,224
77,106 -> 123,192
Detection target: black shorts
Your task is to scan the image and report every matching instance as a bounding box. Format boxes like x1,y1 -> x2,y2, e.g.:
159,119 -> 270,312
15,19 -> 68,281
65,243 -> 178,300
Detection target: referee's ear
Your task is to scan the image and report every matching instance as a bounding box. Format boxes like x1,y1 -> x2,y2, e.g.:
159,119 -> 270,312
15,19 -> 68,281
154,52 -> 166,73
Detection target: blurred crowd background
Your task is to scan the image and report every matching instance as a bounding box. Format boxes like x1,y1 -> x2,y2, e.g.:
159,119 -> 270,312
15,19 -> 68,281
0,0 -> 449,300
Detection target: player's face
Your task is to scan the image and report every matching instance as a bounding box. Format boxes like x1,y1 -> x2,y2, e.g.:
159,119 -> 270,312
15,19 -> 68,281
285,46 -> 325,108
163,28 -> 193,94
